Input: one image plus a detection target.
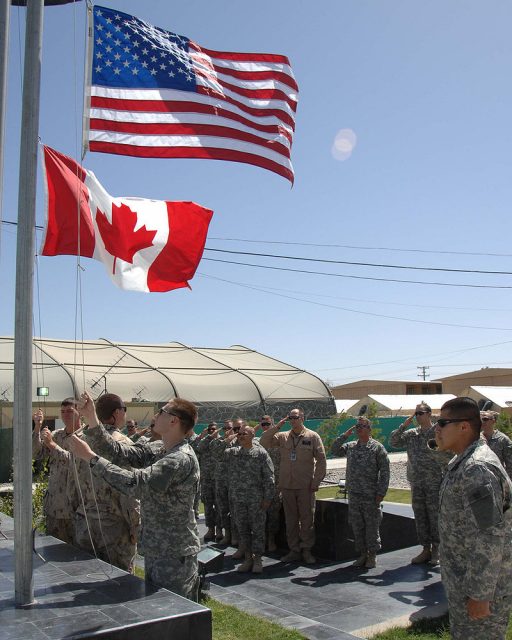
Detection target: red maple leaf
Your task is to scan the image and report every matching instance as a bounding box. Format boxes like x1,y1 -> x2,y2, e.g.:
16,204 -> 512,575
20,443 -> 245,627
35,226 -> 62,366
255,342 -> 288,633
96,202 -> 157,274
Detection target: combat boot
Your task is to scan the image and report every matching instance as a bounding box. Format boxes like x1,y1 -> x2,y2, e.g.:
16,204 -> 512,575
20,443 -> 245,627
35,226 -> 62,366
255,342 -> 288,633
252,555 -> 263,573
302,549 -> 316,564
237,552 -> 253,573
351,553 -> 367,567
281,550 -> 302,562
365,552 -> 377,568
411,546 -> 431,564
267,534 -> 277,552
219,529 -> 231,545
428,544 -> 440,566
231,544 -> 246,560
204,528 -> 215,542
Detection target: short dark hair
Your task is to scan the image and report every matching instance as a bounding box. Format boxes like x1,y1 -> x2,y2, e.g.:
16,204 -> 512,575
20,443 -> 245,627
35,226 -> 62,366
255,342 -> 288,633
96,393 -> 124,422
441,397 -> 481,435
170,398 -> 198,433
61,397 -> 77,407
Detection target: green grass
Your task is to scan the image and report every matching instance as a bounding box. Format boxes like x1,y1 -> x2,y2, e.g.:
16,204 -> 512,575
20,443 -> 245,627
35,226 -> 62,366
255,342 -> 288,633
317,485 -> 412,504
204,596 -> 306,640
372,615 -> 450,639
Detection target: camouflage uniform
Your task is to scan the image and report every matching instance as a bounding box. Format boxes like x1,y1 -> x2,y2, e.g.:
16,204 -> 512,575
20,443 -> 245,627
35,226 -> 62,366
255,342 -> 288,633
196,435 -> 220,529
84,425 -> 201,601
484,429 -> 512,478
331,434 -> 390,554
266,446 -> 282,537
32,428 -> 78,544
222,444 -> 274,555
210,437 -> 236,537
389,423 -> 446,547
186,432 -> 201,516
439,439 -> 512,639
72,427 -> 140,572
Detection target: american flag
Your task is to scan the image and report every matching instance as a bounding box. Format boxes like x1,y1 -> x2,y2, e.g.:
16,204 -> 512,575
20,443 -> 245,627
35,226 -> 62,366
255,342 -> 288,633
84,5 -> 298,182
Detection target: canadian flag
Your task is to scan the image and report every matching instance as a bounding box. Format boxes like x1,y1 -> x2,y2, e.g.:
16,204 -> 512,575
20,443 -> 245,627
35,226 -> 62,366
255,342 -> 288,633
41,146 -> 213,292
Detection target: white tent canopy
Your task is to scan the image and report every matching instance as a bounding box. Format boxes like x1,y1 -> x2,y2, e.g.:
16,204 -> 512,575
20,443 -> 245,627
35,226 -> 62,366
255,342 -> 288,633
0,337 -> 335,420
350,393 -> 456,416
466,386 -> 512,410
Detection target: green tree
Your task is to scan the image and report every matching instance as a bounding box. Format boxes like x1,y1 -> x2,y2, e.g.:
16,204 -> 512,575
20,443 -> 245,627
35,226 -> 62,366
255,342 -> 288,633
317,412 -> 347,452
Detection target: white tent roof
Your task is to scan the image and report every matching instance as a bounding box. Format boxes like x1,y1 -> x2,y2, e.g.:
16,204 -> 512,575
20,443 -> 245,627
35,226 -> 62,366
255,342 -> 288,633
0,337 -> 333,413
469,386 -> 512,408
335,399 -> 359,414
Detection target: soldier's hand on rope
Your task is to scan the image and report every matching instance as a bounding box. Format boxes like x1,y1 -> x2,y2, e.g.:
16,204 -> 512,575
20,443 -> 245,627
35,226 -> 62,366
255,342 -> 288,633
78,391 -> 99,427
41,427 -> 56,450
68,434 -> 96,462
33,409 -> 44,431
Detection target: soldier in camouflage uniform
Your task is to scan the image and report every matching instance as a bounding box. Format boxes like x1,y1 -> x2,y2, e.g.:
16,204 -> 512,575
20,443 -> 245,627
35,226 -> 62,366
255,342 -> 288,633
389,402 -> 446,565
32,398 -> 81,544
70,394 -> 201,602
481,411 -> 512,478
222,426 -> 274,573
260,415 -> 281,551
69,394 -> 140,572
211,420 -> 238,544
195,422 -> 221,540
331,416 -> 390,568
436,397 -> 512,640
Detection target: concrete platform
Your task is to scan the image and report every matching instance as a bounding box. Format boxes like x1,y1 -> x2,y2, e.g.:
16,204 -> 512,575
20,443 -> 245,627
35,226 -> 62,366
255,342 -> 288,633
199,503 -> 446,640
0,514 -> 211,640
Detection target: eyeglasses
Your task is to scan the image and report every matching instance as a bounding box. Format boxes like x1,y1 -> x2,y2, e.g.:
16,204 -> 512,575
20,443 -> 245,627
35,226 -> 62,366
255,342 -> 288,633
118,406 -> 127,412
289,415 -> 300,420
415,411 -> 429,416
481,417 -> 494,422
436,418 -> 470,428
356,424 -> 370,429
261,421 -> 271,427
159,407 -> 178,418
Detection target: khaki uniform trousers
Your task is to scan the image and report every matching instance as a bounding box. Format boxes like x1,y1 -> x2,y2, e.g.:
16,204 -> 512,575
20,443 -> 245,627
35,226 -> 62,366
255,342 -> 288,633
281,488 -> 315,552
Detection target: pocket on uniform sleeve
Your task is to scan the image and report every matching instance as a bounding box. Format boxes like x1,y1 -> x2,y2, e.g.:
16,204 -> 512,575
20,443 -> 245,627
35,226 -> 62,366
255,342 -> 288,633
468,483 -> 503,528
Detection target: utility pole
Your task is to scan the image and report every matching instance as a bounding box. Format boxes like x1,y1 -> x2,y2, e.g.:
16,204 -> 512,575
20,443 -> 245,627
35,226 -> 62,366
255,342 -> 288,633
417,366 -> 430,382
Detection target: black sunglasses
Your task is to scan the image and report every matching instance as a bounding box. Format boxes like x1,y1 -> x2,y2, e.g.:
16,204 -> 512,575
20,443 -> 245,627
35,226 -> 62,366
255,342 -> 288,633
481,417 -> 494,422
159,407 -> 178,418
261,421 -> 271,427
415,411 -> 430,416
436,418 -> 470,428
289,415 -> 300,420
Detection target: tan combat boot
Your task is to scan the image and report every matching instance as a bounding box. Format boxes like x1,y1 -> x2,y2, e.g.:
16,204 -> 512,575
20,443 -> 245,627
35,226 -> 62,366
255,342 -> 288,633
365,552 -> 377,569
204,527 -> 215,542
219,529 -> 231,545
231,544 -> 246,560
351,553 -> 367,567
302,549 -> 316,564
252,555 -> 263,573
411,546 -> 431,564
267,534 -> 277,552
237,551 -> 253,572
428,544 -> 440,566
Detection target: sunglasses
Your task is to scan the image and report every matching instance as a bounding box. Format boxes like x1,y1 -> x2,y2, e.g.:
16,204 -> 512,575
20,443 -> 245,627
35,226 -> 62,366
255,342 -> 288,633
289,415 -> 300,420
261,421 -> 271,427
415,411 -> 429,416
159,407 -> 178,418
481,417 -> 494,422
118,406 -> 127,412
436,418 -> 469,428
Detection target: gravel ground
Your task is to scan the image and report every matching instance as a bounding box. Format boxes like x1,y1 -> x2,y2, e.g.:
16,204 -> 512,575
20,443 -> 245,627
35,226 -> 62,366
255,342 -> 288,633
322,460 -> 411,490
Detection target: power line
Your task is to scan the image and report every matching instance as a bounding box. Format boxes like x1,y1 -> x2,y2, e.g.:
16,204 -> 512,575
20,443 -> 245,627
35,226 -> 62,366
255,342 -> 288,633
204,247 -> 512,276
198,272 -> 512,330
202,258 -> 512,289
209,236 -> 512,258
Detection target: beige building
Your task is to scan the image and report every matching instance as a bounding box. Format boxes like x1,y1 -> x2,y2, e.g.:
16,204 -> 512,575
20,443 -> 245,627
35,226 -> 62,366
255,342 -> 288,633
437,368 -> 512,396
331,379 -> 442,400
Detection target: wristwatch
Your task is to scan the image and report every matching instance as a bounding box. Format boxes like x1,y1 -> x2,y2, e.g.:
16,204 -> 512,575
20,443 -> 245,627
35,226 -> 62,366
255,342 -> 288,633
89,455 -> 100,467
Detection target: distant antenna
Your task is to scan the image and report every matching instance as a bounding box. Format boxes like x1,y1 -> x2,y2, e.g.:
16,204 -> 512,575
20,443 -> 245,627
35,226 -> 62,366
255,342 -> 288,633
417,366 -> 430,381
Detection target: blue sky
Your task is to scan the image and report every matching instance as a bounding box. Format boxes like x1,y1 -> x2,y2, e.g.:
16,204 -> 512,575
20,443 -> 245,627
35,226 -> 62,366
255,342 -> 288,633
2,0 -> 512,387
